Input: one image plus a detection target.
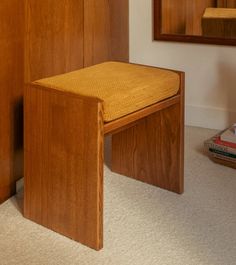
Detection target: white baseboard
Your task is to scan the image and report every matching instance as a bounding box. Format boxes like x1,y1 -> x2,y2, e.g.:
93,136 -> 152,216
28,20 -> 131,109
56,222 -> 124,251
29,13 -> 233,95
185,105 -> 236,130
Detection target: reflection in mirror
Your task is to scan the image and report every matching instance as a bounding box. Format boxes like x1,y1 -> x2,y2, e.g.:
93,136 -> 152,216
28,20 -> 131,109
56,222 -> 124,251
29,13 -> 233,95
161,0 -> 236,39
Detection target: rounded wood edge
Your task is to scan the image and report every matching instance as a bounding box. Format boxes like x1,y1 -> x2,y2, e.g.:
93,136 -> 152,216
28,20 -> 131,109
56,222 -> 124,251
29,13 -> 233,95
25,83 -> 103,104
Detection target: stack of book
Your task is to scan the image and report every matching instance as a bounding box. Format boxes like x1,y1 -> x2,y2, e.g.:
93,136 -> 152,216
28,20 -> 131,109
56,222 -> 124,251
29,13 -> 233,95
204,124 -> 236,169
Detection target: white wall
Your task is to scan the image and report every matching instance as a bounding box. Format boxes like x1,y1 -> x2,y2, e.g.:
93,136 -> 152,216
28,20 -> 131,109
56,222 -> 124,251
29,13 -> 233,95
129,0 -> 236,130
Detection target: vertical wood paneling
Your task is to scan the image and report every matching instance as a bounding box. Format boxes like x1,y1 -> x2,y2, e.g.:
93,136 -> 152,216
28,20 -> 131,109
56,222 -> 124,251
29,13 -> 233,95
84,0 -> 129,66
186,0 -> 216,35
109,0 -> 129,62
161,0 -> 218,35
0,0 -> 129,204
217,0 -> 236,7
0,0 -> 24,203
24,0 -> 84,82
84,0 -> 110,66
161,0 -> 187,34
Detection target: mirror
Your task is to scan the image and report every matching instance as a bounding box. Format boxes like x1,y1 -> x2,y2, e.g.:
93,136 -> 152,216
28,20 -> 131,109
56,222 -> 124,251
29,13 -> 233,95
154,0 -> 236,45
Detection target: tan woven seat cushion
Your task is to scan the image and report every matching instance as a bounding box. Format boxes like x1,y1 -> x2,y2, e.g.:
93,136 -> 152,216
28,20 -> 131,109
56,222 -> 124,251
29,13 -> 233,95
34,62 -> 180,122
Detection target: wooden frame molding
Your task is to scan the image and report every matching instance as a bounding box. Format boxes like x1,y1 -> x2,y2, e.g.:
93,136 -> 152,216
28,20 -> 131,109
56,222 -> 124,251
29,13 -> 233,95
154,0 -> 236,46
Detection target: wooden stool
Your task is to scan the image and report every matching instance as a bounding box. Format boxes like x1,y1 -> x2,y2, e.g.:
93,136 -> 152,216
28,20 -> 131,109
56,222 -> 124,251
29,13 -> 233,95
24,62 -> 185,250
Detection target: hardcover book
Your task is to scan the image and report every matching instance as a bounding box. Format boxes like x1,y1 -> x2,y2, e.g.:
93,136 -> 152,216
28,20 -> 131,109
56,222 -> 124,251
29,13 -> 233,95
220,126 -> 236,144
204,126 -> 236,168
204,133 -> 236,155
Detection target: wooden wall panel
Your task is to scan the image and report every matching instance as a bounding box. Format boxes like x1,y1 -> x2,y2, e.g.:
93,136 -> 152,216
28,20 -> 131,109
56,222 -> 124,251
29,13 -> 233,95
162,0 -> 187,34
186,0 -> 216,35
161,0 -> 217,35
217,0 -> 236,7
0,0 -> 24,203
24,0 -> 84,82
109,0 -> 129,62
84,0 -> 110,67
84,0 -> 129,66
0,0 -> 129,204
25,0 -> 129,78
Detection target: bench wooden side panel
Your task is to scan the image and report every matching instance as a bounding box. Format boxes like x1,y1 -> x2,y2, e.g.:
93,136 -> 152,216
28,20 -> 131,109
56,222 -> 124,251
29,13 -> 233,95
24,84 -> 104,250
111,72 -> 184,194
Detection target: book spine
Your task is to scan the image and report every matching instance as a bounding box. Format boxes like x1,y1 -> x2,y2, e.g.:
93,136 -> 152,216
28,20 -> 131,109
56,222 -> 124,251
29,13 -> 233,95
204,140 -> 236,155
209,152 -> 236,163
209,148 -> 236,159
215,138 -> 236,149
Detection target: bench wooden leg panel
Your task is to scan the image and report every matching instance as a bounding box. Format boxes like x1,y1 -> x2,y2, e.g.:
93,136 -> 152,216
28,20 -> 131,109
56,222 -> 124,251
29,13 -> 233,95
111,103 -> 184,194
24,86 -> 104,250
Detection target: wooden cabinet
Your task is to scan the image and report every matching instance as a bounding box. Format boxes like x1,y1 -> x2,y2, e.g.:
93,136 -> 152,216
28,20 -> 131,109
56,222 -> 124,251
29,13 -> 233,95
0,0 -> 129,203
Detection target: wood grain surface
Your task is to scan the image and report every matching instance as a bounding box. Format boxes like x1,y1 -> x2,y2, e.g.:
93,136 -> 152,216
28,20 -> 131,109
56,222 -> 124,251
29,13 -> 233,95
109,0 -> 129,62
217,0 -> 236,7
161,0 -> 187,34
0,0 -> 129,204
84,0 -> 110,67
161,0 -> 216,35
154,0 -> 236,45
24,66 -> 184,250
84,0 -> 129,66
111,72 -> 185,194
111,105 -> 184,193
24,84 -> 104,250
202,8 -> 236,38
24,0 -> 84,82
185,0 -> 216,35
104,95 -> 180,135
0,0 -> 24,203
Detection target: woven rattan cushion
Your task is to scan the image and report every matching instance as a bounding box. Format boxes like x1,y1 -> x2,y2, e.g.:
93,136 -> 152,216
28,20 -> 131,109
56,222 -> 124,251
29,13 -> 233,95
34,62 -> 180,122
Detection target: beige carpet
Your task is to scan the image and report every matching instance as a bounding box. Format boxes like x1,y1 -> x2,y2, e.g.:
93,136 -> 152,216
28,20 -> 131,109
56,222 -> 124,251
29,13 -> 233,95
0,126 -> 236,265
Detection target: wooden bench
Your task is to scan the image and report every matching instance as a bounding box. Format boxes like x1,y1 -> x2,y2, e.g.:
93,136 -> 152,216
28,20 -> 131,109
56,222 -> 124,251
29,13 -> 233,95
24,62 -> 185,250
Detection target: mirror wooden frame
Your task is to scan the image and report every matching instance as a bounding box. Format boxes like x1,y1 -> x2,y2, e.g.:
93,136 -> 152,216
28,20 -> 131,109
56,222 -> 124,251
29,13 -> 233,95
154,0 -> 236,46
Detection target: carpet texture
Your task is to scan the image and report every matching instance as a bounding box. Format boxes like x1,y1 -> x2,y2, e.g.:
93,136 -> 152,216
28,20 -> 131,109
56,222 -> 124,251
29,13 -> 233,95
0,126 -> 236,265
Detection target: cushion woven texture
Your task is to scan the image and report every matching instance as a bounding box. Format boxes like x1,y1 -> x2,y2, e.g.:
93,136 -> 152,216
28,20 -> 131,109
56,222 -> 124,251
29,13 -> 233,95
34,62 -> 180,122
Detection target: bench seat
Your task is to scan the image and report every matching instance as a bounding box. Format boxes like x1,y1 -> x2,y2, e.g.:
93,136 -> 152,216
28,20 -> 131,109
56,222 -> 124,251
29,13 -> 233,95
34,62 -> 180,122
